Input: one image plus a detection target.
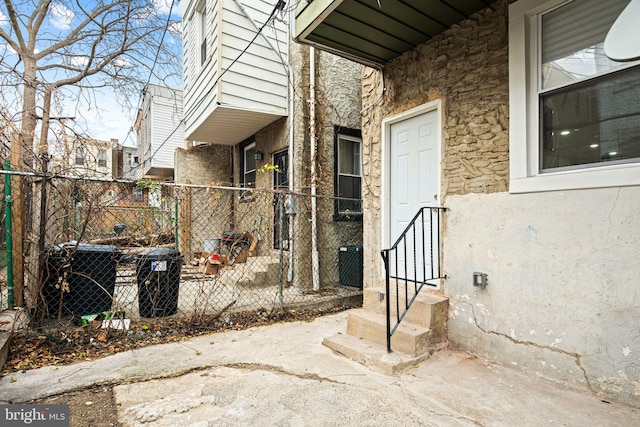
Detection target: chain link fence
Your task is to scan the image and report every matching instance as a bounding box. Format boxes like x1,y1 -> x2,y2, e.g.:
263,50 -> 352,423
0,172 -> 363,333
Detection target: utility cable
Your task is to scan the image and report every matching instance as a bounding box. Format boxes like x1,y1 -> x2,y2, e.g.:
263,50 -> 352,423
145,0 -> 285,170
121,0 -> 178,175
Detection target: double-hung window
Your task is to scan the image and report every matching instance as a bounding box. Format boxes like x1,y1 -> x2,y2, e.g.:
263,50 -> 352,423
198,3 -> 207,66
75,146 -> 85,166
242,141 -> 256,189
132,186 -> 144,202
509,0 -> 640,192
97,149 -> 107,168
334,128 -> 362,220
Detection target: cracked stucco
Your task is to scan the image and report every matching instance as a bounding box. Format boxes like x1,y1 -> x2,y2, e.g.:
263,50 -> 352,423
358,0 -> 639,407
444,189 -> 640,407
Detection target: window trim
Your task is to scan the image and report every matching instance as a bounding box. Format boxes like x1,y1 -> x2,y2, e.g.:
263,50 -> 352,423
75,146 -> 85,166
198,4 -> 207,66
272,149 -> 289,189
97,149 -> 107,168
509,0 -> 640,193
238,137 -> 257,195
333,126 -> 363,221
242,142 -> 256,188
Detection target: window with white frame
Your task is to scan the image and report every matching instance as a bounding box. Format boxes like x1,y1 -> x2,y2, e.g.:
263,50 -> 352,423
75,146 -> 85,166
198,3 -> 207,66
509,0 -> 640,192
97,149 -> 107,168
334,128 -> 362,219
242,142 -> 256,189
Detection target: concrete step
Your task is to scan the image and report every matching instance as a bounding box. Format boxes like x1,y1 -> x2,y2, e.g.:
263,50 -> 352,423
363,286 -> 448,332
235,256 -> 280,288
323,332 -> 435,375
345,310 -> 439,358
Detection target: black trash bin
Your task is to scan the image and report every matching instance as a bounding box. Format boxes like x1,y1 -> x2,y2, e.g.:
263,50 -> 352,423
135,248 -> 182,318
42,243 -> 122,317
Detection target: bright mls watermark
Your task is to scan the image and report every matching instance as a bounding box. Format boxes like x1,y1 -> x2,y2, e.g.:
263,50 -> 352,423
1,405 -> 69,426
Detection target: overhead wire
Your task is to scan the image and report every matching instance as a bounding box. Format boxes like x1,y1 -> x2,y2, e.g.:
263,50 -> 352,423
144,0 -> 286,171
270,4 -> 306,104
181,0 -> 284,126
121,0 -> 178,173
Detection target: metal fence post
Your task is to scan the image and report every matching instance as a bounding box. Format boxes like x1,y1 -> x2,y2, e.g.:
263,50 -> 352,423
278,192 -> 284,308
174,199 -> 179,251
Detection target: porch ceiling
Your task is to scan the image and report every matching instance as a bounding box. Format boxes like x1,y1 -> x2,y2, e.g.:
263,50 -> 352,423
185,105 -> 286,146
295,0 -> 492,67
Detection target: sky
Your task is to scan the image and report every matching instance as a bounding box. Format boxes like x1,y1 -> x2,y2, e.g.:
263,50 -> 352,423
0,0 -> 182,148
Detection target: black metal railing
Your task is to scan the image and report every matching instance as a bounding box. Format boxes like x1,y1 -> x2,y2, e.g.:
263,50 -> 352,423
380,207 -> 446,352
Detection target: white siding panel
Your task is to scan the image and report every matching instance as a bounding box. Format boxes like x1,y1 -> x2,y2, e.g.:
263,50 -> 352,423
220,81 -> 287,111
218,0 -> 288,113
188,14 -> 197,87
145,85 -> 184,171
182,19 -> 190,88
182,0 -> 289,141
221,63 -> 287,95
183,0 -> 221,137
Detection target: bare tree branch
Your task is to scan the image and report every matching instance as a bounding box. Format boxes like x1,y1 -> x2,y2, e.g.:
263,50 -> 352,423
0,0 -> 181,163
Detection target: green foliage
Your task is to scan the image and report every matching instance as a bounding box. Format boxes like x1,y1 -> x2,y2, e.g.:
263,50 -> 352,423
136,179 -> 161,190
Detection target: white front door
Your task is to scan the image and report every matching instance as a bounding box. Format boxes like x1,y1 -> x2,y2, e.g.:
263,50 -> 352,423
389,108 -> 439,283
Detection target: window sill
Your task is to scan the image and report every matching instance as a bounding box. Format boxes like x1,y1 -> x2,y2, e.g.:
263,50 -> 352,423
509,163 -> 640,193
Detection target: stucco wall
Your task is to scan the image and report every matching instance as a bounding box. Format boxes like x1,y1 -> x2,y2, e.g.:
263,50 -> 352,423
360,0 -> 640,406
445,189 -> 640,405
314,50 -> 364,287
286,48 -> 363,288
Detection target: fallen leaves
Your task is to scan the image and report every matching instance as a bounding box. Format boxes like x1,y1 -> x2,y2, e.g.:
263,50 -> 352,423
2,305 -> 357,375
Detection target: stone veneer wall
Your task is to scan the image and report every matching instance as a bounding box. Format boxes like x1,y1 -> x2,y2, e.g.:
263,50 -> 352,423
361,0 -> 509,288
361,0 -> 640,406
229,44 -> 363,289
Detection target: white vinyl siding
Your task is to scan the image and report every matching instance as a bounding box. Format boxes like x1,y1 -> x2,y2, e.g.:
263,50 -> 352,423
219,2 -> 288,108
182,12 -> 192,89
180,0 -> 288,144
138,85 -> 184,177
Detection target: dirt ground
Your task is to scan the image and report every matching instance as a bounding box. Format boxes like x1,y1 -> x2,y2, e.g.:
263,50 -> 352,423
30,386 -> 119,427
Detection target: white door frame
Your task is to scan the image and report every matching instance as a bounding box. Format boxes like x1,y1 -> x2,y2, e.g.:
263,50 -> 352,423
381,100 -> 442,251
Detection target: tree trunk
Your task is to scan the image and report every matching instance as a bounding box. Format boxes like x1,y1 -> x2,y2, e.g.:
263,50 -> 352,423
20,57 -> 38,171
14,56 -> 39,308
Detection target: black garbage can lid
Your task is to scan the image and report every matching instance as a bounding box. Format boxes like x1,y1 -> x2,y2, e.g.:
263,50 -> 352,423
134,247 -> 182,261
52,241 -> 122,256
58,242 -> 120,252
